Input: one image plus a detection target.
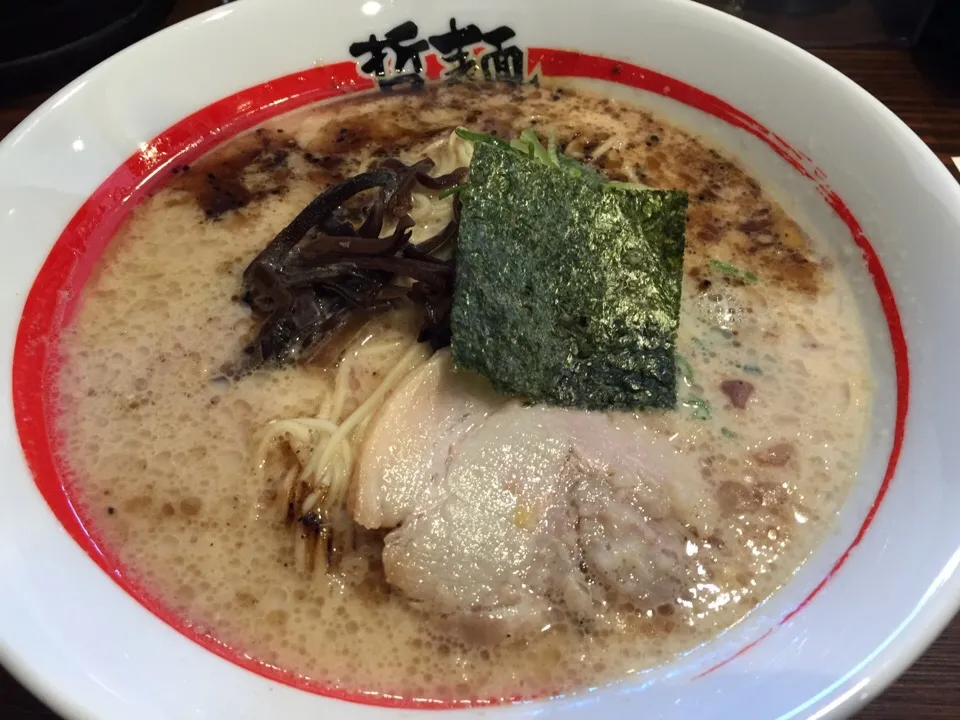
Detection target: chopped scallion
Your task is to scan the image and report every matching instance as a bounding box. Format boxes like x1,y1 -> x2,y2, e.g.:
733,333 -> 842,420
438,182 -> 468,200
709,259 -> 758,284
454,127 -> 511,148
675,351 -> 695,384
685,396 -> 712,420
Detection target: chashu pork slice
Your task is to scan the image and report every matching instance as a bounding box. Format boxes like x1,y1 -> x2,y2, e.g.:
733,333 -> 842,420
352,350 -> 714,639
351,349 -> 503,529
382,402 -> 583,637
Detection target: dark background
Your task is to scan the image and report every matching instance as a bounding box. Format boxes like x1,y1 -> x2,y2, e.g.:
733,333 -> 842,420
1,0 -> 959,717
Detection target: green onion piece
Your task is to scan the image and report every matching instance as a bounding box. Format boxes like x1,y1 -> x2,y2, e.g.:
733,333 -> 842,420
558,156 -> 582,177
555,151 -> 603,181
675,351 -> 695,384
709,259 -> 759,283
685,396 -> 712,420
547,134 -> 560,167
741,364 -> 763,375
721,426 -> 737,438
512,129 -> 552,166
607,180 -> 644,192
438,182 -> 468,200
692,336 -> 709,355
455,127 -> 512,148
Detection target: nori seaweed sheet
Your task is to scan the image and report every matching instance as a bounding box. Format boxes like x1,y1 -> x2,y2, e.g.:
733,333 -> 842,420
451,141 -> 687,410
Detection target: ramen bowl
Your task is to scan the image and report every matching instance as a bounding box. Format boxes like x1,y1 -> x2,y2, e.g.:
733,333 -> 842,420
1,0 -> 959,718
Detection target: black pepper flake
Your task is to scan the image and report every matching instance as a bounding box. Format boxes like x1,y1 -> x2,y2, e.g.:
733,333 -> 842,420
107,507 -> 115,515
301,511 -> 323,532
611,63 -> 622,75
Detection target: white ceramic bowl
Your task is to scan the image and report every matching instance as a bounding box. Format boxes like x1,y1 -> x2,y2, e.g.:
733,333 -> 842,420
2,1 -> 959,718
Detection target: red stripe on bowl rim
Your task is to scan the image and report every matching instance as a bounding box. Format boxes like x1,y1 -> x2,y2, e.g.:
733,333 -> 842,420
11,50 -> 909,708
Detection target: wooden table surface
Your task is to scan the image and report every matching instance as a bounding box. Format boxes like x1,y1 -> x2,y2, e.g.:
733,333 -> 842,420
2,2 -> 959,718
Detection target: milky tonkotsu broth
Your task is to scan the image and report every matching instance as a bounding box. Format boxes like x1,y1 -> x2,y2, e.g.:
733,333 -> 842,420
56,82 -> 872,702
